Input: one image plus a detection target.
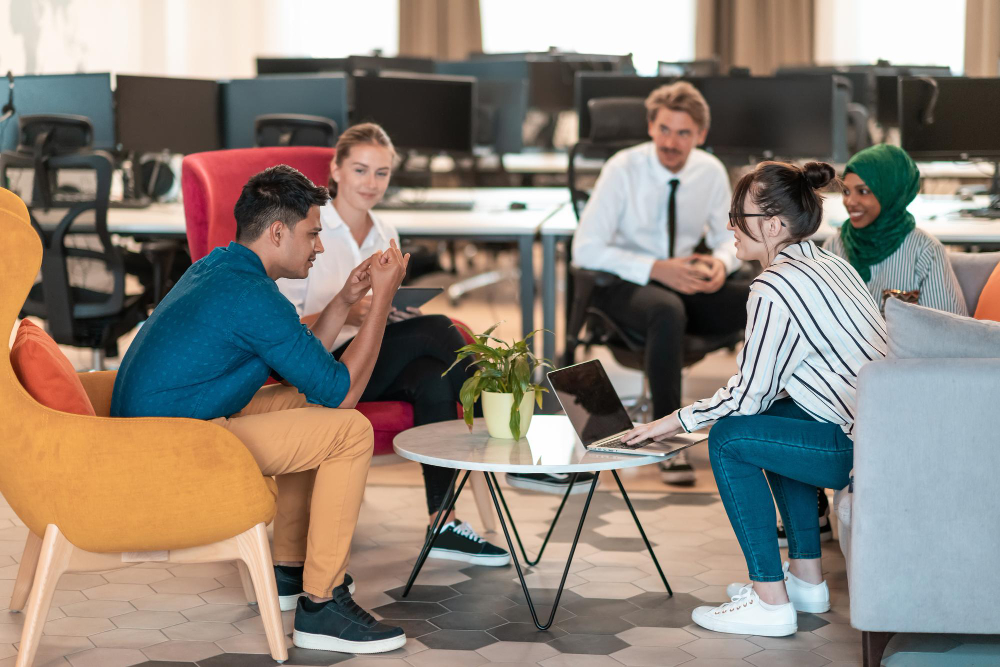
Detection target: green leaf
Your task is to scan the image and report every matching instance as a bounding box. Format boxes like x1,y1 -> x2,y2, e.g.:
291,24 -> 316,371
459,375 -> 482,430
534,385 -> 545,409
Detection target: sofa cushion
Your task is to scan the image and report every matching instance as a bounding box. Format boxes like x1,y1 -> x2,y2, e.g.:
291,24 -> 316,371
10,319 -> 96,415
949,250 -> 1000,315
974,261 -> 1000,322
885,298 -> 1000,359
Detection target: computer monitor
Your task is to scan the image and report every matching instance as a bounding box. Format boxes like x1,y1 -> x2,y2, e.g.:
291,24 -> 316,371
899,76 -> 1000,160
776,67 -> 877,118
256,57 -> 348,75
658,59 -> 721,77
1,73 -> 115,152
697,76 -> 843,161
352,73 -> 475,153
868,65 -> 951,127
220,74 -> 349,149
115,75 -> 221,155
575,73 -> 678,139
436,60 -> 529,154
345,55 -> 436,74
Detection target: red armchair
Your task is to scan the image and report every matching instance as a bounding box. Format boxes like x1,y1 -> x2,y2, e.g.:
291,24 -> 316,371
180,149 -> 494,530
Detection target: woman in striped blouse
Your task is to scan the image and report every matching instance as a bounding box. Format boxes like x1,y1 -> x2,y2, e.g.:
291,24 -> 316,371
624,161 -> 887,637
825,144 -> 966,315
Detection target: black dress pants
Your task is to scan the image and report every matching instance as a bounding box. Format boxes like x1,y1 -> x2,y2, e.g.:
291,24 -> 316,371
334,314 -> 474,514
591,277 -> 750,420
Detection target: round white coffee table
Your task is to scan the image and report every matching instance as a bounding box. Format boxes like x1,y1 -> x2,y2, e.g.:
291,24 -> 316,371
394,415 -> 696,631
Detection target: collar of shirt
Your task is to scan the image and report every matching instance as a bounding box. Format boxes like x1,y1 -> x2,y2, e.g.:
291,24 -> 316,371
773,239 -> 817,265
643,141 -> 698,185
224,241 -> 268,275
321,201 -> 391,256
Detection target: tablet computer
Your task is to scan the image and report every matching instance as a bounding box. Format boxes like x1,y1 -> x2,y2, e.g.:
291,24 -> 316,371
391,287 -> 444,311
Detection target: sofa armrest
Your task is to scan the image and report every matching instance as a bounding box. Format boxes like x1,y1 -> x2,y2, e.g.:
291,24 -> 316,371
849,358 -> 1000,633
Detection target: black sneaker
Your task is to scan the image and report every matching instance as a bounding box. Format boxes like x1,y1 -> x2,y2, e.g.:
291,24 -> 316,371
659,450 -> 696,485
777,490 -> 832,548
276,565 -> 355,612
428,521 -> 511,566
292,584 -> 405,654
505,471 -> 598,495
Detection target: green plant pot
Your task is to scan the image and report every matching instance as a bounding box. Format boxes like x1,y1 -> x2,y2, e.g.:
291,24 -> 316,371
481,390 -> 535,440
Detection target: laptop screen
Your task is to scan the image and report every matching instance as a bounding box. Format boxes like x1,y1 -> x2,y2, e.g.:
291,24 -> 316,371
547,360 -> 635,446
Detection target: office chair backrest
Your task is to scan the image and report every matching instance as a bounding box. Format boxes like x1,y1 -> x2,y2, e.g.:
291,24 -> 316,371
181,146 -> 334,261
254,113 -> 338,148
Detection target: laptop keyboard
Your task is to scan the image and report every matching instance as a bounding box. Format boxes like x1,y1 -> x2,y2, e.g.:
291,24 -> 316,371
594,436 -> 646,450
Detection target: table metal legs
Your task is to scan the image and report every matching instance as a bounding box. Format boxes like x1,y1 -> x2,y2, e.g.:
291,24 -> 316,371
401,468 -> 673,629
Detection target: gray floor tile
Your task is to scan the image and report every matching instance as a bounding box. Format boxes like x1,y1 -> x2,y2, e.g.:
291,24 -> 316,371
371,601 -> 447,621
555,615 -> 633,636
488,623 -> 567,643
439,595 -> 517,614
431,612 -> 505,631
419,629 -> 499,650
545,633 -> 630,655
384,585 -> 457,603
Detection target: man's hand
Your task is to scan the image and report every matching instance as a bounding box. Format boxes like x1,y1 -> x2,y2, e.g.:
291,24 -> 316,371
335,255 -> 374,306
345,296 -> 372,327
692,254 -> 727,294
649,257 -> 710,295
370,239 -> 409,304
388,306 -> 422,324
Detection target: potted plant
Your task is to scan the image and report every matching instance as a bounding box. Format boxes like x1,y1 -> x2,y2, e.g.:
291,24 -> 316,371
444,322 -> 550,440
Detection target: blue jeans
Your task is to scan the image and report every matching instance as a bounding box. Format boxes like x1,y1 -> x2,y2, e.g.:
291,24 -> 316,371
708,399 -> 853,582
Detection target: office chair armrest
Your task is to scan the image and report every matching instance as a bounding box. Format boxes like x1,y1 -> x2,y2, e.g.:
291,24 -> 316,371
4,404 -> 276,554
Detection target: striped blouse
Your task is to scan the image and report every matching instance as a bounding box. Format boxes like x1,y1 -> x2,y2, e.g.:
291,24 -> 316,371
823,228 -> 967,316
677,240 -> 887,438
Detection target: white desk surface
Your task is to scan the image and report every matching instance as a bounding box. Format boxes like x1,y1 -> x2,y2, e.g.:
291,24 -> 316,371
59,188 -> 571,238
542,194 -> 1000,245
393,415 -> 663,473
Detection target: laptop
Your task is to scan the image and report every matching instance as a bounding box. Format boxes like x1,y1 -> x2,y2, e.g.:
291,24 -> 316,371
547,359 -> 705,457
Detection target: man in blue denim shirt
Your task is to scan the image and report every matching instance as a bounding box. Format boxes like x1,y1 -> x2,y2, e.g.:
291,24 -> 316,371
112,165 -> 410,654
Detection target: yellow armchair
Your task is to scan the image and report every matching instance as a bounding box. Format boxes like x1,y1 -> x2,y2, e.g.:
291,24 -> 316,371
0,187 -> 286,666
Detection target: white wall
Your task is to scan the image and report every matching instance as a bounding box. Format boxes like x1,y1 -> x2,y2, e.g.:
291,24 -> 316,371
0,0 -> 396,80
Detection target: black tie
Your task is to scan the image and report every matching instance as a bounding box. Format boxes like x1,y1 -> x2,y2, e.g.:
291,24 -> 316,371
667,178 -> 680,258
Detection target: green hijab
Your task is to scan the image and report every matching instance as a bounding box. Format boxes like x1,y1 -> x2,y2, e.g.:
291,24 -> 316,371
839,144 -> 920,281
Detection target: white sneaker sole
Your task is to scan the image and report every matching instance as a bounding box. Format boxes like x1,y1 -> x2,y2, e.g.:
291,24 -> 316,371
292,629 -> 406,654
280,579 -> 356,612
692,608 -> 796,637
505,476 -> 595,495
427,548 -> 511,567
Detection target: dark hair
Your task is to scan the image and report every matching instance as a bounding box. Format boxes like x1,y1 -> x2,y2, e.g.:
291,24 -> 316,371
234,164 -> 329,243
730,161 -> 839,244
328,122 -> 396,198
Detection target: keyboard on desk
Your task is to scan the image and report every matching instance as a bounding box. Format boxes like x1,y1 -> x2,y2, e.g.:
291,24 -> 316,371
374,200 -> 475,212
591,435 -> 646,450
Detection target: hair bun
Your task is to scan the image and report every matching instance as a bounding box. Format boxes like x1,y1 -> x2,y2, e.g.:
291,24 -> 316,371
802,161 -> 836,190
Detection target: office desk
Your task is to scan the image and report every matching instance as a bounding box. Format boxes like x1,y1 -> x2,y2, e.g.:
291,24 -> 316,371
37,188 -> 569,342
539,194 -> 1000,363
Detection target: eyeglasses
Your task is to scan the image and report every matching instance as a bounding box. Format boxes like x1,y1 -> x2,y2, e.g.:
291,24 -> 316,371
728,212 -> 786,227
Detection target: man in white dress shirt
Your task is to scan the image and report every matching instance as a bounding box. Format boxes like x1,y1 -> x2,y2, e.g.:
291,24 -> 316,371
572,81 -> 749,485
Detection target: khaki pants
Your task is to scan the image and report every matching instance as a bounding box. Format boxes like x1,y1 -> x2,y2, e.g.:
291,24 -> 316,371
212,384 -> 373,597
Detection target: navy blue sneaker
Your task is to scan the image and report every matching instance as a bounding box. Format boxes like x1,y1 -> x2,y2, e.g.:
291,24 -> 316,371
276,566 -> 355,612
292,584 -> 405,654
505,471 -> 598,494
428,521 -> 510,566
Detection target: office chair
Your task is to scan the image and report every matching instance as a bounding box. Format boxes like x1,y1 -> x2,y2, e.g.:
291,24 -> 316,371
255,113 -> 338,148
1,114 -> 149,370
565,98 -> 744,421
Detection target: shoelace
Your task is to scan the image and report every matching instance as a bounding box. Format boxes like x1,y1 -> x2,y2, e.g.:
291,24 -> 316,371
714,585 -> 756,615
332,585 -> 379,627
450,521 -> 486,544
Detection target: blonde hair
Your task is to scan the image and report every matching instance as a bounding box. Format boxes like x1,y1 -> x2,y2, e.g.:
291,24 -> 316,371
644,81 -> 711,132
329,123 -> 396,197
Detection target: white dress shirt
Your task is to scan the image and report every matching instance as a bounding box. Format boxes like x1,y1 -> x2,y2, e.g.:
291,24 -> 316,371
277,201 -> 399,350
571,142 -> 739,285
678,241 -> 887,438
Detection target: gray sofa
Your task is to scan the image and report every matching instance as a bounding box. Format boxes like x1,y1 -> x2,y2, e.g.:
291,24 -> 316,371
836,251 -> 1000,666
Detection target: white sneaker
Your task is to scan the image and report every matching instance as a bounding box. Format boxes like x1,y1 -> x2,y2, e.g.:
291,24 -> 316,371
659,450 -> 695,485
692,586 -> 797,637
725,562 -> 830,614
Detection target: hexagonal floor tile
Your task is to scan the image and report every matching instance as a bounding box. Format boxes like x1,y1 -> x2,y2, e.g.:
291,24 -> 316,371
745,648 -> 832,667
148,578 -> 221,596
162,621 -> 239,642
570,582 -> 643,600
64,647 -> 148,667
140,639 -> 223,662
616,626 -> 698,647
576,567 -> 647,584
477,640 -> 560,663
431,611 -> 505,631
419,629 -> 498,651
405,648 -> 488,667
556,615 -> 633,636
61,600 -> 136,619
681,637 -> 763,659
546,633 -> 630,655
89,628 -> 167,649
609,645 -> 695,667
42,616 -> 116,637
439,594 -> 516,614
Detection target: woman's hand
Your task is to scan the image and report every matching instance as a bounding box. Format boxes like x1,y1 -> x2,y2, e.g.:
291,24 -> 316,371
387,307 -> 422,324
345,295 -> 372,327
622,411 -> 683,445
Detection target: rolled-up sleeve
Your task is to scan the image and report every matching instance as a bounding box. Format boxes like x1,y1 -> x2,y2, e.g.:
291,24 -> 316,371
232,288 -> 351,408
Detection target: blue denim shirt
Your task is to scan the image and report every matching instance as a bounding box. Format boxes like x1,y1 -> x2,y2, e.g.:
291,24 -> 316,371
111,242 -> 350,419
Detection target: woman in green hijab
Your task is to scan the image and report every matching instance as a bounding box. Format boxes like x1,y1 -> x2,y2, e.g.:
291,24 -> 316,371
823,144 -> 966,315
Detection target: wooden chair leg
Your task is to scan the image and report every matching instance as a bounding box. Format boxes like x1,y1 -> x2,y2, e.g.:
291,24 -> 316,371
9,531 -> 42,612
236,560 -> 258,605
470,471 -> 496,533
15,525 -> 74,667
236,523 -> 288,663
862,630 -> 895,667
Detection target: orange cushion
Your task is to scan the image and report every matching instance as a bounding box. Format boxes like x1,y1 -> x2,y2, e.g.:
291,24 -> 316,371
975,262 -> 1000,322
10,319 -> 96,416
